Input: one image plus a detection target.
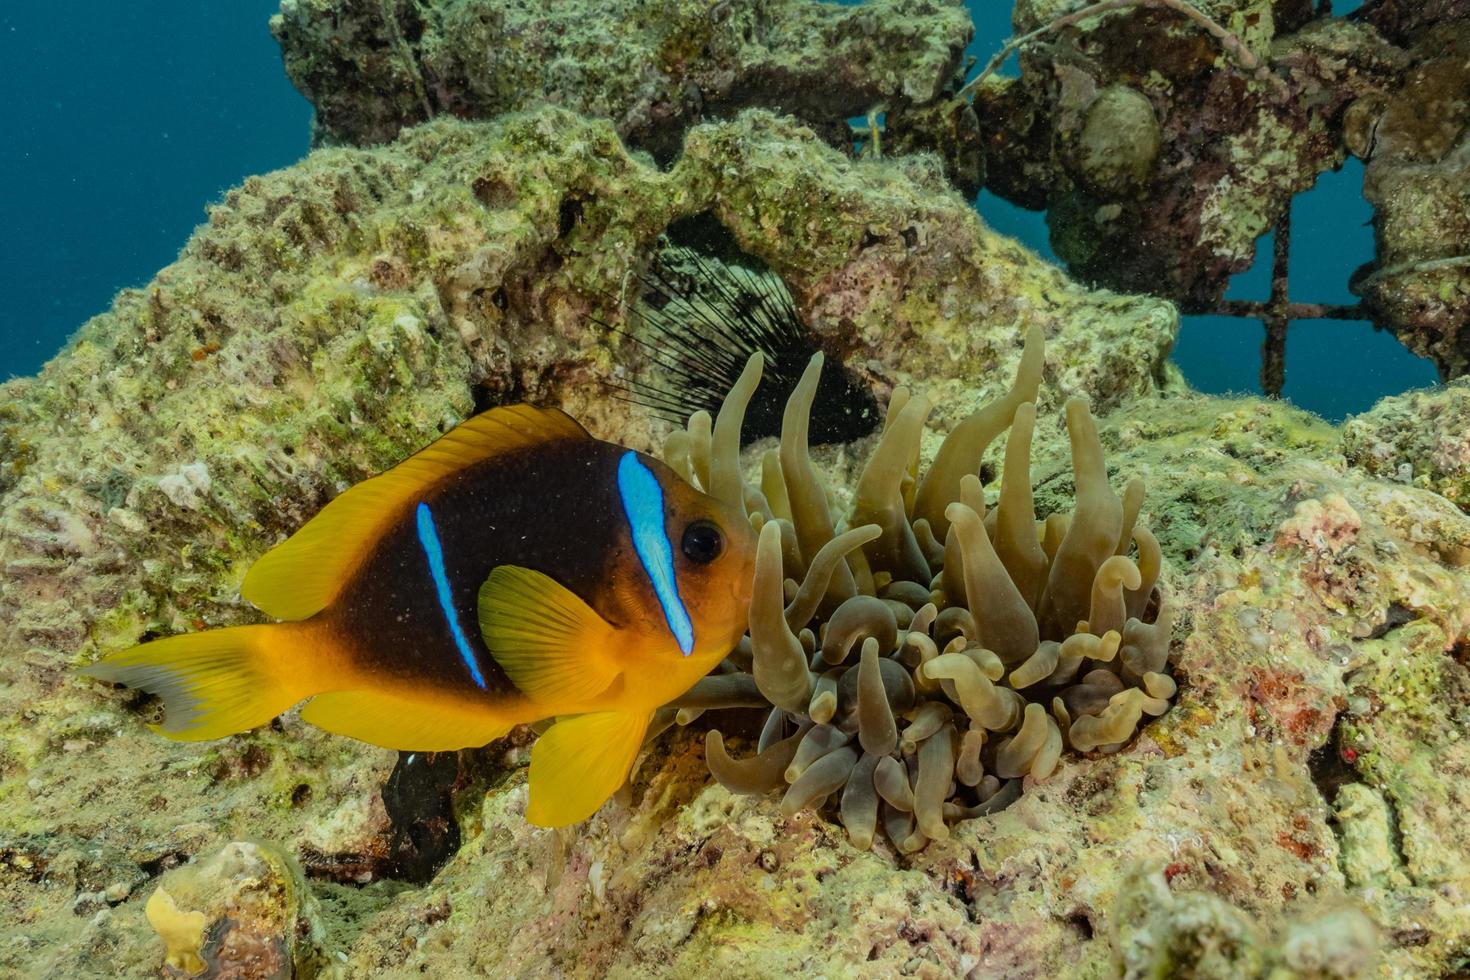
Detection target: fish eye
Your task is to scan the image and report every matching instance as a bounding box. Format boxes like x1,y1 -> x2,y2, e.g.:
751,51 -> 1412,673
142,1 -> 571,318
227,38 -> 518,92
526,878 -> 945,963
681,520 -> 724,564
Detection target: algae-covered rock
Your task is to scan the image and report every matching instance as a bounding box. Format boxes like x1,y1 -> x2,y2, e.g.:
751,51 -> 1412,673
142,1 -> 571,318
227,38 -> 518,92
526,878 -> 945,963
272,0 -> 973,156
1076,85 -> 1161,198
1112,865 -> 1379,979
144,841 -> 323,978
1340,378 -> 1470,510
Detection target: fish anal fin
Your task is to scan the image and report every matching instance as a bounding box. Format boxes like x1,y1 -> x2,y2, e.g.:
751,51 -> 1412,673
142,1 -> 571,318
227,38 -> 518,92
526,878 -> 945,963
243,406 -> 590,621
526,710 -> 652,827
300,687 -> 515,752
477,565 -> 620,706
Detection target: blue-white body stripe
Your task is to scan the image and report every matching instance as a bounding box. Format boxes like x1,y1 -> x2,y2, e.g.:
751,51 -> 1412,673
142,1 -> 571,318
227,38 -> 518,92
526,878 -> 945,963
616,452 -> 695,655
415,501 -> 488,688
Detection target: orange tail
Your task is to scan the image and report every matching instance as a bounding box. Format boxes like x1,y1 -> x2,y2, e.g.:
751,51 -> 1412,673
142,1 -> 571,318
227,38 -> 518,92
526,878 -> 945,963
81,623 -> 322,741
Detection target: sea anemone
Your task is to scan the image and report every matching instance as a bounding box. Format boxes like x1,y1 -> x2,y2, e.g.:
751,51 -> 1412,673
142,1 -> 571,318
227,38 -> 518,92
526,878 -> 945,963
662,326 -> 1176,852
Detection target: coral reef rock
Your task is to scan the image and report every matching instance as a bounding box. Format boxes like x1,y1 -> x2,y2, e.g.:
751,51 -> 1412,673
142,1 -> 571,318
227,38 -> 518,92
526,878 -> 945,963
0,105 -> 1174,977
272,0 -> 973,157
143,841 -> 323,978
1341,378 -> 1470,512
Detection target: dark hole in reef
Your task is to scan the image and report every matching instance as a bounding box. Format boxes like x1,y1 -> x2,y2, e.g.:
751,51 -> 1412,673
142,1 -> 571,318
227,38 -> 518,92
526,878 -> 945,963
469,371 -> 528,417
1369,601 -> 1420,639
112,685 -> 165,727
558,195 -> 585,239
136,850 -> 189,880
623,213 -> 881,446
1064,909 -> 1096,941
472,175 -> 515,210
1307,713 -> 1359,806
398,7 -> 425,42
1450,637 -> 1470,668
470,382 -> 499,416
290,783 -> 313,808
663,211 -> 753,266
1392,926 -> 1431,948
380,750 -> 463,886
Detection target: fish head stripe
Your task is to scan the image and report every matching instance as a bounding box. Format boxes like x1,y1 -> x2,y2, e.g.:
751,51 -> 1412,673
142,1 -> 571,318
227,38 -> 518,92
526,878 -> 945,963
616,452 -> 695,655
415,501 -> 488,688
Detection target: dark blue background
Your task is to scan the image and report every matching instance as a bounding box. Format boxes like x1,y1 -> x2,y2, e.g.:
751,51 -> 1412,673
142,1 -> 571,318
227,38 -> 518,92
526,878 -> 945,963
1,3 -> 309,377
1,1 -> 1437,418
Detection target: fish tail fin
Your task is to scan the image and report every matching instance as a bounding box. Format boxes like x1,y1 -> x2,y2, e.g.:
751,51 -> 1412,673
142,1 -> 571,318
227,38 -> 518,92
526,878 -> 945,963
81,623 -> 320,741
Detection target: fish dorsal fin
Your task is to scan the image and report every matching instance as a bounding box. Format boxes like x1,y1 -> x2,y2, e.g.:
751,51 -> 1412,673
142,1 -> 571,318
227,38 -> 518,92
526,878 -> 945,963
526,710 -> 652,826
243,406 -> 589,621
477,565 -> 621,706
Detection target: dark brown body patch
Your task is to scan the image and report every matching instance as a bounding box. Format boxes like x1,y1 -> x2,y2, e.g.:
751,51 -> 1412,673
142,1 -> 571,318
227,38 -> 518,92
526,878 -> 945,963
318,438 -> 640,699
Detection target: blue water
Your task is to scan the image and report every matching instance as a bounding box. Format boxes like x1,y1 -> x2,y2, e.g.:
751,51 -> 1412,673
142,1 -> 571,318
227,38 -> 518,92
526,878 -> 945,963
0,2 -> 1438,418
1,2 -> 309,377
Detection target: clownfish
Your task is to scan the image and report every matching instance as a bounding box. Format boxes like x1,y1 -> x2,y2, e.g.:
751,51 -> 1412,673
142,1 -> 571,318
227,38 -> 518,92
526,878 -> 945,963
83,405 -> 757,826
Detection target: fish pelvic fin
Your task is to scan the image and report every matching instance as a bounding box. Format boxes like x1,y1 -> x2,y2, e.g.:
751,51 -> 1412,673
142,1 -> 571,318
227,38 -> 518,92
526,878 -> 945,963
526,709 -> 653,827
477,565 -> 621,706
80,623 -> 318,741
243,405 -> 591,622
299,688 -> 516,751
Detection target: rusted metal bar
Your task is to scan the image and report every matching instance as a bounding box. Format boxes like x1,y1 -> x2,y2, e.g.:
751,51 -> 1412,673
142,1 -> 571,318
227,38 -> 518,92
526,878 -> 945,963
1214,300 -> 1366,320
1259,210 -> 1293,398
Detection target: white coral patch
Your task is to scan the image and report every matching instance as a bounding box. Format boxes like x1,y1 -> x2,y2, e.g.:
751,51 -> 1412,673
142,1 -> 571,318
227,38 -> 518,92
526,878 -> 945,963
157,462 -> 213,510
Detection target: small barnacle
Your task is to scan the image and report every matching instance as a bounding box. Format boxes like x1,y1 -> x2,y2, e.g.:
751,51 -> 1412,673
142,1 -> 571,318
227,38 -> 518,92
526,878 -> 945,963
676,326 -> 1180,850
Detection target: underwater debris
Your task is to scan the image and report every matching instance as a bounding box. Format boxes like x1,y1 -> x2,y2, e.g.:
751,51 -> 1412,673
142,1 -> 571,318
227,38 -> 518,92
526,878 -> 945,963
670,326 -> 1177,851
1350,19 -> 1470,380
613,245 -> 880,446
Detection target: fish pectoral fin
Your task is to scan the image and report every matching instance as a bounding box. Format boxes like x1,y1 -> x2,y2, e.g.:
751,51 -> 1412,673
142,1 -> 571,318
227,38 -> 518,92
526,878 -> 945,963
526,710 -> 652,827
477,565 -> 621,706
299,687 -> 514,752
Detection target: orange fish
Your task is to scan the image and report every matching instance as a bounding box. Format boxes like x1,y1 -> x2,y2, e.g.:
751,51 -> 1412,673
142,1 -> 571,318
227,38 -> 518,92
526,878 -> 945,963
84,406 -> 757,826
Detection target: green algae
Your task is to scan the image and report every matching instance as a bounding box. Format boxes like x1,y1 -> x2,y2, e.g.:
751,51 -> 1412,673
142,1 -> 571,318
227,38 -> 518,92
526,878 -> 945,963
1341,379 -> 1470,511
